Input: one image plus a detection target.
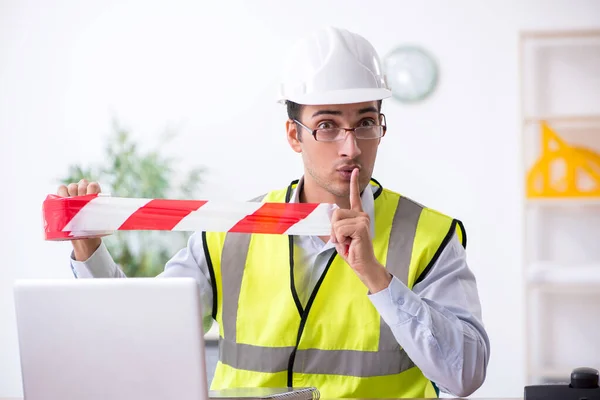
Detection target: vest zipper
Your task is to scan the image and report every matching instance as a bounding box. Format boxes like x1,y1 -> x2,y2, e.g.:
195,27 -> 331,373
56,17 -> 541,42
286,248 -> 337,387
288,236 -> 304,316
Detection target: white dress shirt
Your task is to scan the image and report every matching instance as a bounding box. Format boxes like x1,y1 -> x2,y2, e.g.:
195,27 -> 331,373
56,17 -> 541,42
70,180 -> 490,397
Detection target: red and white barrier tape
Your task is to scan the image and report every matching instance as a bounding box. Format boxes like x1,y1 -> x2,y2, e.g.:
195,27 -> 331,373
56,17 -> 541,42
42,194 -> 336,240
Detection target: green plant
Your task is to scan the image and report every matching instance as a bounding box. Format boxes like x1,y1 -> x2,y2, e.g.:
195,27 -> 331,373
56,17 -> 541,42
60,119 -> 205,277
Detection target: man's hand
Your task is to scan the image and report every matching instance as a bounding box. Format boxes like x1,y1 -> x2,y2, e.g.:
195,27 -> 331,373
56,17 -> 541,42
57,179 -> 103,261
330,168 -> 392,293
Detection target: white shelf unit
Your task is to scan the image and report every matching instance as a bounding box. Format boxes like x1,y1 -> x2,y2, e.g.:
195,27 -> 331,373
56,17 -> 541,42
520,29 -> 600,385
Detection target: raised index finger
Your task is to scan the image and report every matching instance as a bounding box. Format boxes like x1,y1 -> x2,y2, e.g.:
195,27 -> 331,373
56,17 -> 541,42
350,168 -> 363,212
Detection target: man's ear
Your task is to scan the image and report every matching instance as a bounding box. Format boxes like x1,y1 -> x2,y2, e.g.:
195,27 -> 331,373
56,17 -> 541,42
286,119 -> 302,153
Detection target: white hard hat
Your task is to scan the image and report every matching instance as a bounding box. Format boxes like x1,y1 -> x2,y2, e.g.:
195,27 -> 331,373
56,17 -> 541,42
277,26 -> 392,105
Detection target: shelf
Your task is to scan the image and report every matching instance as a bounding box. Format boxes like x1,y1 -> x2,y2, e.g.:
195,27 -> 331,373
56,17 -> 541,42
528,283 -> 600,294
521,28 -> 600,387
520,29 -> 600,40
529,365 -> 600,379
526,198 -> 600,207
527,367 -> 571,380
527,262 -> 600,285
523,115 -> 600,125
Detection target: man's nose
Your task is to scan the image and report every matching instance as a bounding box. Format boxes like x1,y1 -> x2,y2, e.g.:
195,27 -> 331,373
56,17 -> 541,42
338,131 -> 362,159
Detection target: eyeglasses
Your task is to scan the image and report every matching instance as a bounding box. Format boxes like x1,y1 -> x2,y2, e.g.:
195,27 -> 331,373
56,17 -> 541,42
293,114 -> 387,142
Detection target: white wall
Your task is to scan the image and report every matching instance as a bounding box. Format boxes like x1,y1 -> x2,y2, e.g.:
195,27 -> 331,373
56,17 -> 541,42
1,0 -> 599,397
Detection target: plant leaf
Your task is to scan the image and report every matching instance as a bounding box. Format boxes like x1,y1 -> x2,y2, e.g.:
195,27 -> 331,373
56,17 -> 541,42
58,120 -> 205,277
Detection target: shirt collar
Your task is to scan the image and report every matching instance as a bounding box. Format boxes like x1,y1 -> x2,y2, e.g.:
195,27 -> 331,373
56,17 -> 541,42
289,176 -> 376,238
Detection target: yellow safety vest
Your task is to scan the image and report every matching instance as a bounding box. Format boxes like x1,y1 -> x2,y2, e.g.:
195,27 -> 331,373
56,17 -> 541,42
203,178 -> 466,399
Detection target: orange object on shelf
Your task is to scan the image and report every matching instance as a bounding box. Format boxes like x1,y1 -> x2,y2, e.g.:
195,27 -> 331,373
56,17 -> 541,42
526,121 -> 600,198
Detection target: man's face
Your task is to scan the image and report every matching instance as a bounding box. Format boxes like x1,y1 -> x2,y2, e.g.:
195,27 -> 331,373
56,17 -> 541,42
286,101 -> 383,199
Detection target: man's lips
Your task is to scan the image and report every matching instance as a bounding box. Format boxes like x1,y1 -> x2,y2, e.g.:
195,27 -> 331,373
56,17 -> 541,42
336,165 -> 360,172
336,165 -> 360,180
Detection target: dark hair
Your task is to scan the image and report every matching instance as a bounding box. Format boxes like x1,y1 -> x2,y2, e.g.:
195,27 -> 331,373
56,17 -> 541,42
286,99 -> 383,121
286,100 -> 304,121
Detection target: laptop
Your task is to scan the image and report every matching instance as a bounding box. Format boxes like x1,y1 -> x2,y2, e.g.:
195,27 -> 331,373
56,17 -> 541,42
13,278 -> 318,400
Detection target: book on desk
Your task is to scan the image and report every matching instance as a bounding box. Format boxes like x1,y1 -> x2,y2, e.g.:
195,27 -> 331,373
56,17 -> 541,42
209,387 -> 319,400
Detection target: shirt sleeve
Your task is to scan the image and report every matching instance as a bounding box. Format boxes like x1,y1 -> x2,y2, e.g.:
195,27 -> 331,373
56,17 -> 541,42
69,233 -> 215,334
70,241 -> 124,278
367,233 -> 490,397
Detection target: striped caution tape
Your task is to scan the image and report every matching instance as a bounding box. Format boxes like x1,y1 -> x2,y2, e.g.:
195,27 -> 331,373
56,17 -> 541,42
42,194 -> 336,240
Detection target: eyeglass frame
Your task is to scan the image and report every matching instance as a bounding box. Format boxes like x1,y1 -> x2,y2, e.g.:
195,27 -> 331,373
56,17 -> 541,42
292,113 -> 387,142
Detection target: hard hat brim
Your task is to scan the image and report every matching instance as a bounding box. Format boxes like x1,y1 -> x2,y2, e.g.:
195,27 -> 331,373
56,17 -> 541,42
278,88 -> 392,105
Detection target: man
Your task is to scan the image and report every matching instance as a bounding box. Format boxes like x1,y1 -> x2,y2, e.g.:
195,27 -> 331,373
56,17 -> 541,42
59,26 -> 489,398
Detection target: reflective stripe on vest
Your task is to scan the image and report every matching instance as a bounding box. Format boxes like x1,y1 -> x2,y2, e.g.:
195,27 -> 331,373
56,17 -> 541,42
217,195 -> 423,376
204,179 -> 466,399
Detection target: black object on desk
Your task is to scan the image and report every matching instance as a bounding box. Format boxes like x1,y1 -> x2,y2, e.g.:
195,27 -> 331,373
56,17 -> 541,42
524,367 -> 600,400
